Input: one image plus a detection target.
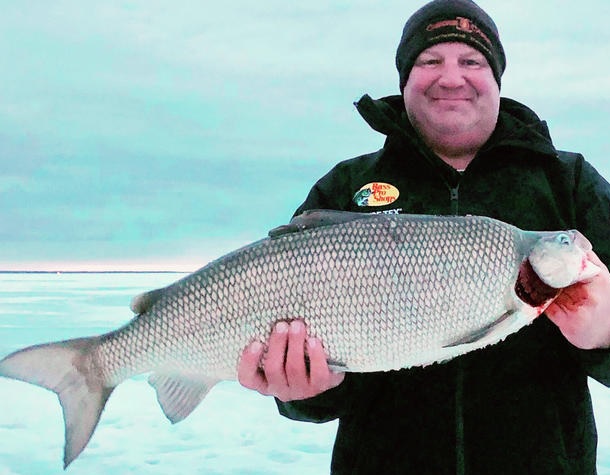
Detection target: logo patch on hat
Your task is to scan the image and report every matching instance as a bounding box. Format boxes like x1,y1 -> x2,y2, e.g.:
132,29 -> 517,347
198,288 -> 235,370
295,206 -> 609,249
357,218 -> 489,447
426,16 -> 492,54
426,16 -> 492,50
353,182 -> 400,207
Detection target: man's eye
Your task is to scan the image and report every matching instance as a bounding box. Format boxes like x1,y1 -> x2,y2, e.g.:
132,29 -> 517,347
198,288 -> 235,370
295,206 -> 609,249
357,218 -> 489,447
463,59 -> 482,67
418,59 -> 441,66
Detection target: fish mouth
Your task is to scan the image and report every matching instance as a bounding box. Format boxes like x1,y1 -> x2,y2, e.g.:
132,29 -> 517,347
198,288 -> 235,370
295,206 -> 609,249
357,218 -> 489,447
564,231 -> 600,283
578,256 -> 602,282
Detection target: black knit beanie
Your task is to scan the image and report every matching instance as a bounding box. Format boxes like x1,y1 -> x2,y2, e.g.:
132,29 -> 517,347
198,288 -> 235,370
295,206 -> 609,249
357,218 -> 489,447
396,0 -> 506,91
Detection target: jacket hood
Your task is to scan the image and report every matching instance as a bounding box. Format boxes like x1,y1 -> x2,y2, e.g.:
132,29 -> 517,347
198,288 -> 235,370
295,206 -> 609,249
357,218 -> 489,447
354,94 -> 559,158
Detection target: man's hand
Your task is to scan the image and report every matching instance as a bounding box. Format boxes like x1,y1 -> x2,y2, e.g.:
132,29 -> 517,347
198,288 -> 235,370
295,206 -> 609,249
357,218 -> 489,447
546,251 -> 610,350
238,320 -> 345,402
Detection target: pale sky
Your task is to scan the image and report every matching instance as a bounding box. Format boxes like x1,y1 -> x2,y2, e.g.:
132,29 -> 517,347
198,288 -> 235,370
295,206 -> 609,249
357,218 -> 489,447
1,0 -> 608,271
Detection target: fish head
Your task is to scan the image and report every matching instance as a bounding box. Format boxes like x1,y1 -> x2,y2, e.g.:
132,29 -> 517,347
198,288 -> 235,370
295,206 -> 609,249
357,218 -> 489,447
528,230 -> 601,289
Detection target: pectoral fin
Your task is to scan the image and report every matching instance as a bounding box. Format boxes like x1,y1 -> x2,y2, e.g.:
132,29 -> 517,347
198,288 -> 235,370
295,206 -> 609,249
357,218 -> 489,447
442,309 -> 535,351
444,312 -> 514,348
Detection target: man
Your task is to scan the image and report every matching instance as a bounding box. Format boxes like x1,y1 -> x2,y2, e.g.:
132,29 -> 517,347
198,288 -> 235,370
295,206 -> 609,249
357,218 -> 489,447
238,0 -> 610,473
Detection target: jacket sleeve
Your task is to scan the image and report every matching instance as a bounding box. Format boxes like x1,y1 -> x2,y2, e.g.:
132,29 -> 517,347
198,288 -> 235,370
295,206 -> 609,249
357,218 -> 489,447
276,373 -> 358,423
276,381 -> 347,423
570,154 -> 610,386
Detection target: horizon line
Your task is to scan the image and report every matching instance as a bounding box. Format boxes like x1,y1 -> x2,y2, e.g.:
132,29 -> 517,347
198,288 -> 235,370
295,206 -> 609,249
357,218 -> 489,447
0,269 -> 189,274
0,261 -> 201,274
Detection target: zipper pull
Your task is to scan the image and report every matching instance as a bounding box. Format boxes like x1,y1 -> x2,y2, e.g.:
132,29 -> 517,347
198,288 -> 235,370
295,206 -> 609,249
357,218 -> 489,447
450,186 -> 460,215
450,187 -> 459,201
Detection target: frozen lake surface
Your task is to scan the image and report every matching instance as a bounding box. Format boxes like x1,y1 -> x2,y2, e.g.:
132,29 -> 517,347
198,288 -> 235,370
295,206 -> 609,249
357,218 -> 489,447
0,272 -> 608,474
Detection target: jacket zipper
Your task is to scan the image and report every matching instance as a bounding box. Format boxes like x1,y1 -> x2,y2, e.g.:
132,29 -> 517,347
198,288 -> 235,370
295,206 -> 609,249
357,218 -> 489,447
455,361 -> 465,475
450,185 -> 460,216
448,181 -> 465,475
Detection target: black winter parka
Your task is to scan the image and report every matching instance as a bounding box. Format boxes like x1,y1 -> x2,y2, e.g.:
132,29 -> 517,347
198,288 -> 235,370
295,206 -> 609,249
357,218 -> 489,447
276,95 -> 610,474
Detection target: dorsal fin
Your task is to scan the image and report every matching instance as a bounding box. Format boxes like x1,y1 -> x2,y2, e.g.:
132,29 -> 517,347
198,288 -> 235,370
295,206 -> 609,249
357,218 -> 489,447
130,288 -> 165,314
268,209 -> 369,238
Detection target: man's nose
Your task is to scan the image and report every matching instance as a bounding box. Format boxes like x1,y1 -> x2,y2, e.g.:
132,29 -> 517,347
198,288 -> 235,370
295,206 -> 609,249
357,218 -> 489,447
436,62 -> 467,87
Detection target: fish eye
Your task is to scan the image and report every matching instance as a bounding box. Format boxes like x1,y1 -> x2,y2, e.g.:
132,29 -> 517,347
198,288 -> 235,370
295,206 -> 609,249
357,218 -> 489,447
555,233 -> 572,246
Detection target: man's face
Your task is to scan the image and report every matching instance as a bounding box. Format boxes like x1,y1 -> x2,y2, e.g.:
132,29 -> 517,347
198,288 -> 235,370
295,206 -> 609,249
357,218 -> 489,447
403,42 -> 500,145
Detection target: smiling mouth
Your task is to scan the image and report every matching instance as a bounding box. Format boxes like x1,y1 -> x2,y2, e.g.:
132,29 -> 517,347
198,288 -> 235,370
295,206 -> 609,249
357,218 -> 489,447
430,97 -> 473,109
432,97 -> 472,102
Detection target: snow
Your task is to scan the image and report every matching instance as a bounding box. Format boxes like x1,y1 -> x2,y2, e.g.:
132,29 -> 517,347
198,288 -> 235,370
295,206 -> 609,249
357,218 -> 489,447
0,273 -> 608,474
0,378 -> 336,475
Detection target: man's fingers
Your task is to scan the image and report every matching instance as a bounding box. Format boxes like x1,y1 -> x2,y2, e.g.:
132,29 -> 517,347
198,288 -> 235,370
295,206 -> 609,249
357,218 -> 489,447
307,337 -> 329,390
307,337 -> 345,391
238,341 -> 268,393
264,321 -> 290,390
285,320 -> 308,387
238,319 -> 345,400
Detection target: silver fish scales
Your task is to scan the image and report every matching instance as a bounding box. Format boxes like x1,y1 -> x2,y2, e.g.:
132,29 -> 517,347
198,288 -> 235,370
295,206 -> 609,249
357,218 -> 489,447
0,210 -> 600,467
102,212 -> 517,379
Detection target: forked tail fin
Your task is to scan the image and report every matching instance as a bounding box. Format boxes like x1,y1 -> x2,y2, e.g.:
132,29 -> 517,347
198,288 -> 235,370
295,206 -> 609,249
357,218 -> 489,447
0,337 -> 114,468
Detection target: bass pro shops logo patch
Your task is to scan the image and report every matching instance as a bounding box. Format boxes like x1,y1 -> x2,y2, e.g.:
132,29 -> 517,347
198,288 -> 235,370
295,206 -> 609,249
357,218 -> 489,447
353,182 -> 400,207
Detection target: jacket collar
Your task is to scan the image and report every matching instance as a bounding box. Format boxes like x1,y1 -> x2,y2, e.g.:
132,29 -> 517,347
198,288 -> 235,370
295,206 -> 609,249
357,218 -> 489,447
354,94 -> 559,160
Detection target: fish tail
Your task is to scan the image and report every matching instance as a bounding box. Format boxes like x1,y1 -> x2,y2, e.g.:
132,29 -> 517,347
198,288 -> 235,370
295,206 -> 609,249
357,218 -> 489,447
0,337 -> 113,468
